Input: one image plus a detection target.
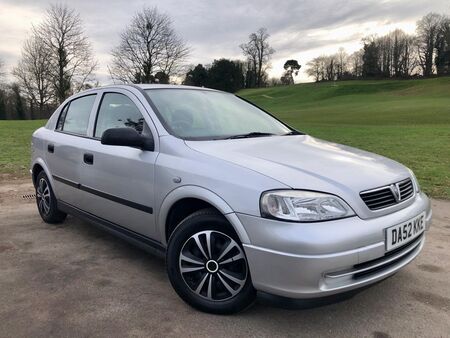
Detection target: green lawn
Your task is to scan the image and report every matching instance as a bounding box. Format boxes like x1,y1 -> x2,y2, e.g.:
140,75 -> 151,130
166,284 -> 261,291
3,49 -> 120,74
239,78 -> 450,199
0,119 -> 46,178
1,78 -> 449,198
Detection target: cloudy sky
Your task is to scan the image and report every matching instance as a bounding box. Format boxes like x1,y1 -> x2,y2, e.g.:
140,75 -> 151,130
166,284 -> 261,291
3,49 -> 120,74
0,0 -> 449,83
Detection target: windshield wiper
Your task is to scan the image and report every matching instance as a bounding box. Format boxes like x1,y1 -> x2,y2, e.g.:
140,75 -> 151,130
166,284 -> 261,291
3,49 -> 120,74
225,132 -> 276,139
283,130 -> 303,136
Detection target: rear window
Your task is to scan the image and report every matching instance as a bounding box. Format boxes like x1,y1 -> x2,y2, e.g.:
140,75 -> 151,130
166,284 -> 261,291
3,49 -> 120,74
57,95 -> 97,135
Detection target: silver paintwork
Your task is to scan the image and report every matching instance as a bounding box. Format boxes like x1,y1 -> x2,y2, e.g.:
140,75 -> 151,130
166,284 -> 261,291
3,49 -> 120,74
31,84 -> 432,300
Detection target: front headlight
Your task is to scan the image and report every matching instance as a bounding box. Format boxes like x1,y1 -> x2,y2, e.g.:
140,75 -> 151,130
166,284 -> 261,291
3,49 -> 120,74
408,169 -> 420,193
260,190 -> 355,222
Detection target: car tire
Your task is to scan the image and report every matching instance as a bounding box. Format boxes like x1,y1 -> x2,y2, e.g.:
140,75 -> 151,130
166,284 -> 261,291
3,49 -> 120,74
166,208 -> 256,314
35,171 -> 67,224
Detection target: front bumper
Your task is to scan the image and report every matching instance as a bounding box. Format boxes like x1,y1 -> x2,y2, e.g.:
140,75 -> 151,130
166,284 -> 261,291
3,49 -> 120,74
238,192 -> 432,299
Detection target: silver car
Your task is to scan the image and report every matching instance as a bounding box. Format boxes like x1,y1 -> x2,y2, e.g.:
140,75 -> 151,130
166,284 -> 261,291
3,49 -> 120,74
31,84 -> 432,314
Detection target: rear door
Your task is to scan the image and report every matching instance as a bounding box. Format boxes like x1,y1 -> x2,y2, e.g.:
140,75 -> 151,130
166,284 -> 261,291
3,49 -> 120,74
46,94 -> 98,206
77,89 -> 159,239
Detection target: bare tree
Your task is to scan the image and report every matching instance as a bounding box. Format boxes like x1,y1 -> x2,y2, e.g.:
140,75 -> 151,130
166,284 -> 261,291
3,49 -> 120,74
240,28 -> 275,87
306,57 -> 322,82
306,56 -> 331,82
13,35 -> 53,116
0,58 -> 6,119
416,13 -> 443,76
34,4 -> 97,104
109,7 -> 190,84
335,47 -> 348,79
349,50 -> 364,78
0,57 -> 5,82
390,30 -> 418,77
324,55 -> 336,81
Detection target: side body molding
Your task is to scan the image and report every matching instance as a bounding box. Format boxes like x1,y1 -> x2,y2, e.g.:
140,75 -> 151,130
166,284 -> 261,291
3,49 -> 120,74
157,185 -> 251,246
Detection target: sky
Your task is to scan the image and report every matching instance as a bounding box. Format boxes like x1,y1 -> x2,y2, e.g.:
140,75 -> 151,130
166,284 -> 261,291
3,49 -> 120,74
0,0 -> 449,84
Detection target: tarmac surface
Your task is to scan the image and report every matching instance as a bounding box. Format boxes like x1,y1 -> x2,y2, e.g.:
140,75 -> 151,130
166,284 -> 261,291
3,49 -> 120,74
0,179 -> 449,337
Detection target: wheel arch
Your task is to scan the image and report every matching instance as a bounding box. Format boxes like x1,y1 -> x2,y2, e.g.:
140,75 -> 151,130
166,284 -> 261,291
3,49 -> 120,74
31,158 -> 54,189
158,185 -> 250,246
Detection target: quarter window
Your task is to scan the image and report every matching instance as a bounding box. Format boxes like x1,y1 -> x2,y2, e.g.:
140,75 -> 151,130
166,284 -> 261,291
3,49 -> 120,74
94,93 -> 148,138
57,95 -> 97,135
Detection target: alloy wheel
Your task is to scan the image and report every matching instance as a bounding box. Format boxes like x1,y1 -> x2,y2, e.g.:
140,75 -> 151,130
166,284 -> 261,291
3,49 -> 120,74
36,177 -> 51,216
179,230 -> 248,301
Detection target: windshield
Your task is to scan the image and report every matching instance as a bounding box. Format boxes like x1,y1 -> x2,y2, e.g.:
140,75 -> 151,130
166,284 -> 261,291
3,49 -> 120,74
144,89 -> 292,140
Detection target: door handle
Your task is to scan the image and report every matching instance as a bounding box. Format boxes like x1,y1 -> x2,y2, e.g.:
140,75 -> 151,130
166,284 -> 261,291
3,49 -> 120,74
47,144 -> 54,153
83,153 -> 94,165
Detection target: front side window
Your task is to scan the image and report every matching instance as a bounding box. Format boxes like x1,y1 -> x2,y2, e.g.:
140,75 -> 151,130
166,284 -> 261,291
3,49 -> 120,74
57,95 -> 97,135
145,89 -> 292,140
95,93 -> 149,138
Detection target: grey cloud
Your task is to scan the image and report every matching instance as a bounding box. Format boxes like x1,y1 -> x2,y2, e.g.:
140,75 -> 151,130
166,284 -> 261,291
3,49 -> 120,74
0,0 -> 449,82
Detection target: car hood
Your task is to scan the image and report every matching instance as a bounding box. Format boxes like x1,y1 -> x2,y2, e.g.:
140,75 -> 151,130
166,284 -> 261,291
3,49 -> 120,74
186,135 -> 412,213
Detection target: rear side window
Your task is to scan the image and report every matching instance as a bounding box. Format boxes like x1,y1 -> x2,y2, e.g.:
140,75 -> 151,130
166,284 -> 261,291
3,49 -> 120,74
57,95 -> 96,135
94,93 -> 147,138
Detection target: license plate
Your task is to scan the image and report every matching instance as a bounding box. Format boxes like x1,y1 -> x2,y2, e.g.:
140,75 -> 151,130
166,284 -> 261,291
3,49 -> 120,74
385,212 -> 426,251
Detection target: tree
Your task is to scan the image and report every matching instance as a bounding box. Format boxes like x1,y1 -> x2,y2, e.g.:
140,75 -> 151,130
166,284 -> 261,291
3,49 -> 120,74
0,59 -> 7,119
435,16 -> 450,75
362,37 -> 381,78
280,59 -> 301,85
416,13 -> 442,77
34,4 -> 97,104
154,71 -> 170,84
335,48 -> 348,79
240,28 -> 275,87
306,57 -> 322,82
207,59 -> 245,93
269,77 -> 282,86
10,83 -> 26,119
0,57 -> 5,82
183,64 -> 208,87
324,54 -> 337,81
358,31 -> 418,79
349,50 -> 364,78
110,6 -> 190,84
0,90 -> 6,119
390,30 -> 418,77
13,35 -> 53,117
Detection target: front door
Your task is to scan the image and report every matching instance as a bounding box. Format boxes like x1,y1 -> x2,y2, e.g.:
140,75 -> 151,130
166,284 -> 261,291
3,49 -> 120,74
77,90 -> 159,240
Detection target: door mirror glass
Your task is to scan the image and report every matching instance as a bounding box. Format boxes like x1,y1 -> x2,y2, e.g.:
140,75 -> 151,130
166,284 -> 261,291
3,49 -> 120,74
101,128 -> 154,151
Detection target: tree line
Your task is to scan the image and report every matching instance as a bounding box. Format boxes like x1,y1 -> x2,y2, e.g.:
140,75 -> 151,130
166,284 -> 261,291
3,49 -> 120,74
306,13 -> 450,82
0,4 -> 449,120
0,4 -> 284,119
0,5 -> 192,120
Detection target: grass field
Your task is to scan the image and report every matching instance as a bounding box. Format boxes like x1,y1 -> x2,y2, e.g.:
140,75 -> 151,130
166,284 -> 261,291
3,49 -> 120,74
0,77 -> 449,198
0,119 -> 46,178
239,77 -> 450,199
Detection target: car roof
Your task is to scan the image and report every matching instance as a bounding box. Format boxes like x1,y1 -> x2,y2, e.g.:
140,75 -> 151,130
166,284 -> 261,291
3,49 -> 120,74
80,84 -> 221,94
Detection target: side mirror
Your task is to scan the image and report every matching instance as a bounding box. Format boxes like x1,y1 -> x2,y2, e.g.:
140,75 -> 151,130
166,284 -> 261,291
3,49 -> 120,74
101,128 -> 154,151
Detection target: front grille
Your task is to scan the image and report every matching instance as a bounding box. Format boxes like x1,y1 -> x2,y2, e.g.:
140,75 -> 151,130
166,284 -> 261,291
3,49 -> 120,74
360,178 -> 414,210
398,178 -> 414,200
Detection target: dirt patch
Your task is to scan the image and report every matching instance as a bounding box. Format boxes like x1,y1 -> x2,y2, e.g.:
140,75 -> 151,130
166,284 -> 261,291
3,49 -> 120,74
417,264 -> 444,273
0,179 -> 35,206
373,332 -> 391,338
412,291 -> 450,311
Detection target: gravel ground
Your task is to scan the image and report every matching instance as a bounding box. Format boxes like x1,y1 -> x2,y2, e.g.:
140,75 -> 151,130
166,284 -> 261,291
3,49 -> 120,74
0,180 -> 449,338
